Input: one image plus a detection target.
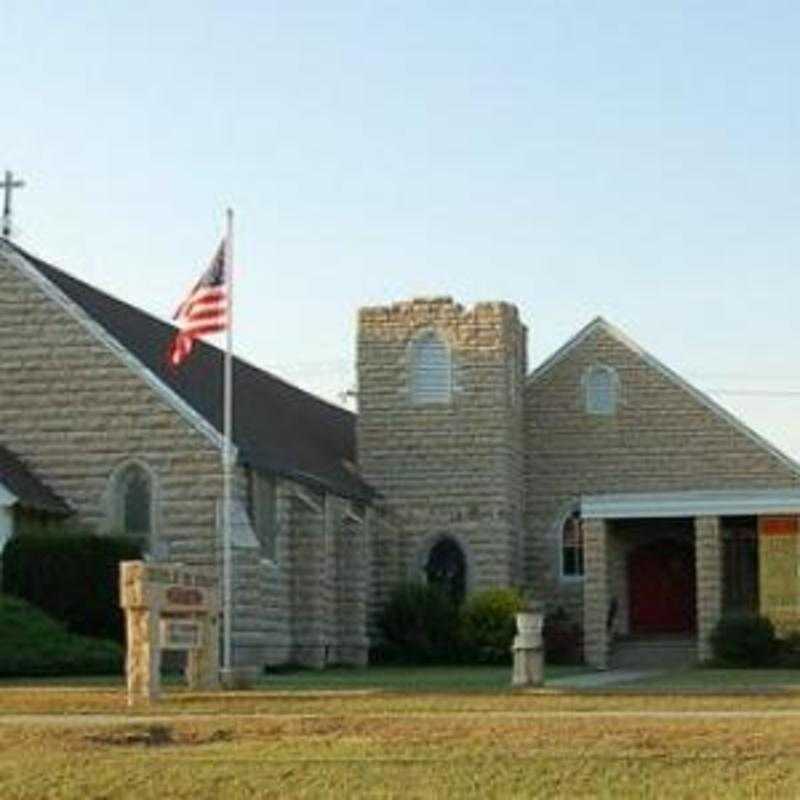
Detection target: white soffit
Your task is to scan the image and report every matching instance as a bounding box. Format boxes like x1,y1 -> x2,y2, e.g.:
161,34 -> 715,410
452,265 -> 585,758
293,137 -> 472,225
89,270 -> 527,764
0,484 -> 18,508
581,489 -> 800,520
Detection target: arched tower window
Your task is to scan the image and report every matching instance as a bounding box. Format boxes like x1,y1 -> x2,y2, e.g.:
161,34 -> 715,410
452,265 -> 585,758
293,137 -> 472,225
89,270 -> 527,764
583,365 -> 619,415
410,330 -> 452,405
111,462 -> 155,551
425,537 -> 466,603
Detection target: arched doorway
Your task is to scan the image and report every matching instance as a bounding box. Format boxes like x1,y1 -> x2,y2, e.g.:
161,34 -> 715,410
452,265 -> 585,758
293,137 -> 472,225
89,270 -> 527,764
425,537 -> 466,604
628,538 -> 696,634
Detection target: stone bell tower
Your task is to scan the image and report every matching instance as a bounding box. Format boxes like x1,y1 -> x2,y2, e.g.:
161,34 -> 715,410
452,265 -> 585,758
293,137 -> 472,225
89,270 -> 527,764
356,297 -> 527,595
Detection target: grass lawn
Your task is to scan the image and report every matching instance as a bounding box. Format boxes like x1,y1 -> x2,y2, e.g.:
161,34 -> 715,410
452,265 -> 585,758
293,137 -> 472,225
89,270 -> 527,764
2,666 -> 800,798
258,663 -> 589,691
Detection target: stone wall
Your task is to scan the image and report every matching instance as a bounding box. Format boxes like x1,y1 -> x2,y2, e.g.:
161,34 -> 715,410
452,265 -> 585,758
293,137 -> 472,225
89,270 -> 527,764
367,506 -> 403,641
695,516 -> 722,662
0,252 -> 224,566
0,250 -> 370,670
582,519 -> 610,669
357,297 -> 527,596
524,321 -> 800,621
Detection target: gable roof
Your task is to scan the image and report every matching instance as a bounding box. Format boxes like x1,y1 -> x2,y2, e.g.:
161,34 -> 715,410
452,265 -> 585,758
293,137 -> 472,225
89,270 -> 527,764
0,445 -> 71,515
2,240 -> 373,501
527,316 -> 800,479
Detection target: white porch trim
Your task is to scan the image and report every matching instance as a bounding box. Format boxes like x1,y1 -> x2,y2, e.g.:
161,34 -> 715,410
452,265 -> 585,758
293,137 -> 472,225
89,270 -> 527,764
0,484 -> 17,507
581,489 -> 800,520
0,486 -> 16,552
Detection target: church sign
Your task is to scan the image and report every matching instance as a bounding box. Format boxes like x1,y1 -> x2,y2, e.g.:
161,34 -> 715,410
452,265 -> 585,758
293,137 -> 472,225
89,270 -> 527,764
759,516 -> 800,635
160,619 -> 203,650
120,561 -> 220,705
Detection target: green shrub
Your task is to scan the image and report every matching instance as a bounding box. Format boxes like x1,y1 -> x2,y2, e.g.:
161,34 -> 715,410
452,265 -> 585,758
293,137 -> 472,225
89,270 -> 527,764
460,588 -> 525,664
0,594 -> 123,676
543,607 -> 584,665
2,527 -> 141,643
376,582 -> 461,664
710,614 -> 778,667
775,631 -> 800,669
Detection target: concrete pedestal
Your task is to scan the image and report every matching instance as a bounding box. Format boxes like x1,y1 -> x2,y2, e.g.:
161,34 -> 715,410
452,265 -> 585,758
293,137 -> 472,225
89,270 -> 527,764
511,610 -> 544,687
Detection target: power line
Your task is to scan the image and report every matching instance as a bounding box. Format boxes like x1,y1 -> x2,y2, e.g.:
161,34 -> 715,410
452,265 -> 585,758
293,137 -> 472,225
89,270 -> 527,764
704,388 -> 800,398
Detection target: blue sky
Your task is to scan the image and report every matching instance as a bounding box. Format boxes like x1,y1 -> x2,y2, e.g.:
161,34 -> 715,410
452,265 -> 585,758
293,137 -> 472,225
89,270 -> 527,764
4,2 -> 800,456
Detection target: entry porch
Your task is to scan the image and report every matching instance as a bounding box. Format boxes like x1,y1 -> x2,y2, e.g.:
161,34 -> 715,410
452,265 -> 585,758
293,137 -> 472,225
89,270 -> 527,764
580,489 -> 800,669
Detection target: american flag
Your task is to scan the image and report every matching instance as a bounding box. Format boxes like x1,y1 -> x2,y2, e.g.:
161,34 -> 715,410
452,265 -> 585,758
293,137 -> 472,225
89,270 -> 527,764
168,239 -> 228,366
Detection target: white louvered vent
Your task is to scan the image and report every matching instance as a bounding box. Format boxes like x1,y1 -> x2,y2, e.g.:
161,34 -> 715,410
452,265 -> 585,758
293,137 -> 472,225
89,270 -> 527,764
410,330 -> 452,404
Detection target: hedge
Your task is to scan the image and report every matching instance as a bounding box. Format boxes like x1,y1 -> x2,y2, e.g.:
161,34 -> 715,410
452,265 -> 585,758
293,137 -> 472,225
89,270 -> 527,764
0,594 -> 123,676
2,530 -> 141,643
376,582 -> 462,663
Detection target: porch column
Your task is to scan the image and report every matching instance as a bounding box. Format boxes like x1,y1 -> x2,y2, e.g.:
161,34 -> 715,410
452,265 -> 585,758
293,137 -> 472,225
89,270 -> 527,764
695,515 -> 722,663
583,518 -> 610,669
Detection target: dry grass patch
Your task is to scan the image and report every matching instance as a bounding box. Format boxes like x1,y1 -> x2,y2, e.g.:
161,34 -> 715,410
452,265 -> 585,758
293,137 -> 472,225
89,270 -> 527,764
3,687 -> 800,798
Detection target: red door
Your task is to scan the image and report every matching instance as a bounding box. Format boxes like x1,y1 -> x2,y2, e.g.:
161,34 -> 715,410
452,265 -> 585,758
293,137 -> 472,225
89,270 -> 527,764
628,538 -> 696,634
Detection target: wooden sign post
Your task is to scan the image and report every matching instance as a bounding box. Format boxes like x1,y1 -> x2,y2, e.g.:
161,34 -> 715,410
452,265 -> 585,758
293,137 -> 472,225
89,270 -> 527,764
120,561 -> 220,705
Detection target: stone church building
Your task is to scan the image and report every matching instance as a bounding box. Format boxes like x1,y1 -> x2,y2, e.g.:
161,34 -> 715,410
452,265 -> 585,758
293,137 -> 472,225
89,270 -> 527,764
2,238 -> 800,669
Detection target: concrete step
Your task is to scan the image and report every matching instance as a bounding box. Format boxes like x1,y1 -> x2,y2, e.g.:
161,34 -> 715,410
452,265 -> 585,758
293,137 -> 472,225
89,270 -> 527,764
610,636 -> 697,670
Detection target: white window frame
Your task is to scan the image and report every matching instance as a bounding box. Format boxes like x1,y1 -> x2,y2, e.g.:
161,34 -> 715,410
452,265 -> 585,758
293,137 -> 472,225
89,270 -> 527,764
583,364 -> 619,416
408,328 -> 453,405
559,510 -> 585,581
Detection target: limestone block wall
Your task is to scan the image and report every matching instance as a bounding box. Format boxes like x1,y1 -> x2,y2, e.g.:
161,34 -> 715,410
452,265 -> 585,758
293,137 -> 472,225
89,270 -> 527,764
284,489 -> 371,667
256,482 -> 293,665
695,516 -> 722,662
357,297 -> 527,596
525,323 -> 800,621
332,509 -> 370,665
582,519 -> 610,669
0,252 -> 299,668
0,254 -> 225,570
367,507 -> 402,641
287,491 -> 327,667
1,251 -> 376,670
606,531 -> 630,637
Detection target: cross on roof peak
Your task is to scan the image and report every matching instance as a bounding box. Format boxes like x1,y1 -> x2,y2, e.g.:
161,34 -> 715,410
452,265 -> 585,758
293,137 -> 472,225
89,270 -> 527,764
2,170 -> 25,239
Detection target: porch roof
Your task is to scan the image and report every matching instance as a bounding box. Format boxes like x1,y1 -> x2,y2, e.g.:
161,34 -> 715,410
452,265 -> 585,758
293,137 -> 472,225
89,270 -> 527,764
581,489 -> 800,520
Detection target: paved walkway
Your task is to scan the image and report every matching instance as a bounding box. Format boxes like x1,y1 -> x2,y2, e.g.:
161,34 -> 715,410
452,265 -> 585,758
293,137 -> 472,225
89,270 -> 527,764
547,669 -> 662,688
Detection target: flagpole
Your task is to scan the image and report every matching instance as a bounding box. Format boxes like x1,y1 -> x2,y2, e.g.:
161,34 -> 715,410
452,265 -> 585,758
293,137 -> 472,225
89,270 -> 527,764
222,208 -> 234,674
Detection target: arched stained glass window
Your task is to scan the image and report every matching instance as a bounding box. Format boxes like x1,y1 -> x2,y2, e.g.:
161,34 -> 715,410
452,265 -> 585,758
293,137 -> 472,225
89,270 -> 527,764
113,463 -> 154,549
410,330 -> 452,404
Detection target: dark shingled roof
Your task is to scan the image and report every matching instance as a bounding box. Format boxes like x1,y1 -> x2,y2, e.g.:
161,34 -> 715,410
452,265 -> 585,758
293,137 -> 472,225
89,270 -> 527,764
0,445 -> 71,515
4,241 -> 372,501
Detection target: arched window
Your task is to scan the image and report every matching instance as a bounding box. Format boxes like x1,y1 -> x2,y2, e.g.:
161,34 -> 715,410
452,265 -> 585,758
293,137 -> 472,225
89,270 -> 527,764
410,330 -> 452,404
584,365 -> 618,415
425,537 -> 466,603
246,469 -> 277,561
561,512 -> 584,579
112,463 -> 154,550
